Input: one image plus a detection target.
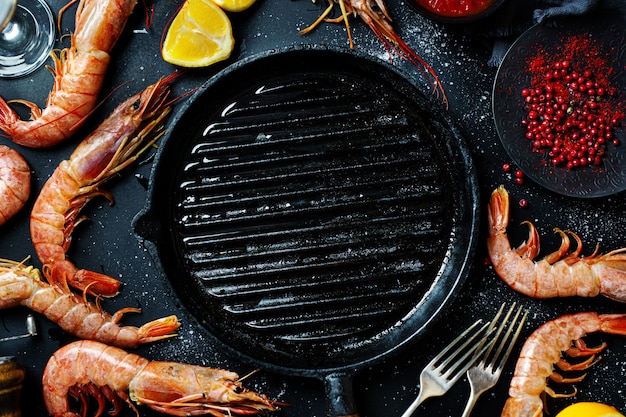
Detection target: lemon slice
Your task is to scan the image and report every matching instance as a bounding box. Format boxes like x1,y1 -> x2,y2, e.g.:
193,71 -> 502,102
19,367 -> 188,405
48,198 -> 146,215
212,0 -> 257,12
162,0 -> 234,68
556,402 -> 625,417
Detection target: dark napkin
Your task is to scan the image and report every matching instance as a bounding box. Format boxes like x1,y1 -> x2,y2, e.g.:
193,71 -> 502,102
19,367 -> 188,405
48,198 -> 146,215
463,0 -> 601,67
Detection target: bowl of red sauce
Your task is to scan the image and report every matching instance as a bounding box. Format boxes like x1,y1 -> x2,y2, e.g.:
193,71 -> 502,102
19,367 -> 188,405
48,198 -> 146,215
408,0 -> 507,23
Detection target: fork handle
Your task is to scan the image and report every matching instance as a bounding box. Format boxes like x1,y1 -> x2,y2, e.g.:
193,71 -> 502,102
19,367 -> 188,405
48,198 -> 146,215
460,387 -> 480,417
400,389 -> 429,417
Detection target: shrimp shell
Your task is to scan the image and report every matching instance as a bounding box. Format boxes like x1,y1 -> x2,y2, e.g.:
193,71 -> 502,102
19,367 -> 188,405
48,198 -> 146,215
0,146 -> 31,225
0,259 -> 179,348
43,340 -> 280,417
487,185 -> 626,301
501,312 -> 626,417
30,74 -> 176,297
0,0 -> 138,148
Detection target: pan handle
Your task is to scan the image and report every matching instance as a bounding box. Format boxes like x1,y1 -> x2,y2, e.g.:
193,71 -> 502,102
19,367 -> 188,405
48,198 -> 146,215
132,208 -> 160,244
324,372 -> 359,417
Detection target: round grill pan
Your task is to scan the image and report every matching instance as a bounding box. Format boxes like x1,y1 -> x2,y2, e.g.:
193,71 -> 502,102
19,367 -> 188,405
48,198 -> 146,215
134,46 -> 479,417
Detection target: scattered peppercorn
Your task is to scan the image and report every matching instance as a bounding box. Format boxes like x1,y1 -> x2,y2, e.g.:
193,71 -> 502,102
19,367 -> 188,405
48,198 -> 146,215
522,34 -> 624,170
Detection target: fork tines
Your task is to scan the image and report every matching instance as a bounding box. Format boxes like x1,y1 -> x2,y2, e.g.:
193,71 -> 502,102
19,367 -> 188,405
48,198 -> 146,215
459,303 -> 528,417
401,303 -> 528,417
429,319 -> 493,381
481,302 -> 528,374
400,319 -> 495,417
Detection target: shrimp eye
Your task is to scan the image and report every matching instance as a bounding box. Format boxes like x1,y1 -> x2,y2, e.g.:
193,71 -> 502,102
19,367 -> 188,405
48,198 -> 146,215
133,99 -> 141,110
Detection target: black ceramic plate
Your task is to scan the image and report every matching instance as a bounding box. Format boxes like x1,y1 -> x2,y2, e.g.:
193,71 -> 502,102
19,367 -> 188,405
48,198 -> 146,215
493,13 -> 626,198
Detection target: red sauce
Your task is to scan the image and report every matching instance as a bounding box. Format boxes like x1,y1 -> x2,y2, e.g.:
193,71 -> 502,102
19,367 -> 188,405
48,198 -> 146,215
412,0 -> 495,18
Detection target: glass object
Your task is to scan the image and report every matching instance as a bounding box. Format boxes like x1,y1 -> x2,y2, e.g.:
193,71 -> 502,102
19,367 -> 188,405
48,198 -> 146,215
0,356 -> 24,417
0,0 -> 55,78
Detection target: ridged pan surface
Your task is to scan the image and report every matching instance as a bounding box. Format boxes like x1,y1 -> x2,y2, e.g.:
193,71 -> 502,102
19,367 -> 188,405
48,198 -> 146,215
136,47 -> 479,373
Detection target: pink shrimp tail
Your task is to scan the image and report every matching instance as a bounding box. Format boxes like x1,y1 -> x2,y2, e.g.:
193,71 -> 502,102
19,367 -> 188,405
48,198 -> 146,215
136,315 -> 180,345
43,260 -> 121,297
0,98 -> 18,133
487,185 -> 509,236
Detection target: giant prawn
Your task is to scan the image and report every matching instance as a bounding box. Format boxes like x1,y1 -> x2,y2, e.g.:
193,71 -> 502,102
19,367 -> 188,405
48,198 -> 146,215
300,0 -> 447,106
43,340 -> 280,417
30,73 -> 177,297
487,185 -> 626,302
501,312 -> 626,417
0,0 -> 139,148
0,259 -> 179,348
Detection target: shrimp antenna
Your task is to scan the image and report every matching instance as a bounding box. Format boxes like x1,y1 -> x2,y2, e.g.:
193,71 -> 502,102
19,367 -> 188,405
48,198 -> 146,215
238,368 -> 261,382
141,0 -> 155,30
160,2 -> 186,52
337,0 -> 354,49
82,281 -> 100,306
299,2 -> 334,35
57,0 -> 78,32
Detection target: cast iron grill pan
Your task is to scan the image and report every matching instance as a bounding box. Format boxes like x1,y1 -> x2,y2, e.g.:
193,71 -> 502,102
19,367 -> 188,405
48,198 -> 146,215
134,47 -> 479,417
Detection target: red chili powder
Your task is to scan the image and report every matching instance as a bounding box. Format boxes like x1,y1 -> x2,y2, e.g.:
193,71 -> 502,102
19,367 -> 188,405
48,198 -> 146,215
531,35 -> 614,88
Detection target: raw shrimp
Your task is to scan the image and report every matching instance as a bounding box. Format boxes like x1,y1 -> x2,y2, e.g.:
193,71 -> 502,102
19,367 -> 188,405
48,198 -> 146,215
300,0 -> 447,106
0,259 -> 179,348
501,312 -> 626,417
30,74 -> 176,297
0,145 -> 31,225
43,340 -> 280,417
487,185 -> 626,301
0,0 -> 138,148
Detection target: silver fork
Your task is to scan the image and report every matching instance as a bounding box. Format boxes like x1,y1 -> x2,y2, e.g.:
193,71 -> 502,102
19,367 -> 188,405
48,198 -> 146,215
460,302 -> 528,417
400,319 -> 495,417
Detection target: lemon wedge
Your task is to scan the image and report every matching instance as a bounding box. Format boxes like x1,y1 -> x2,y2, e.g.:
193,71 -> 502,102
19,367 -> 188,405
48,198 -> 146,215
162,0 -> 234,68
556,402 -> 625,417
212,0 -> 257,12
